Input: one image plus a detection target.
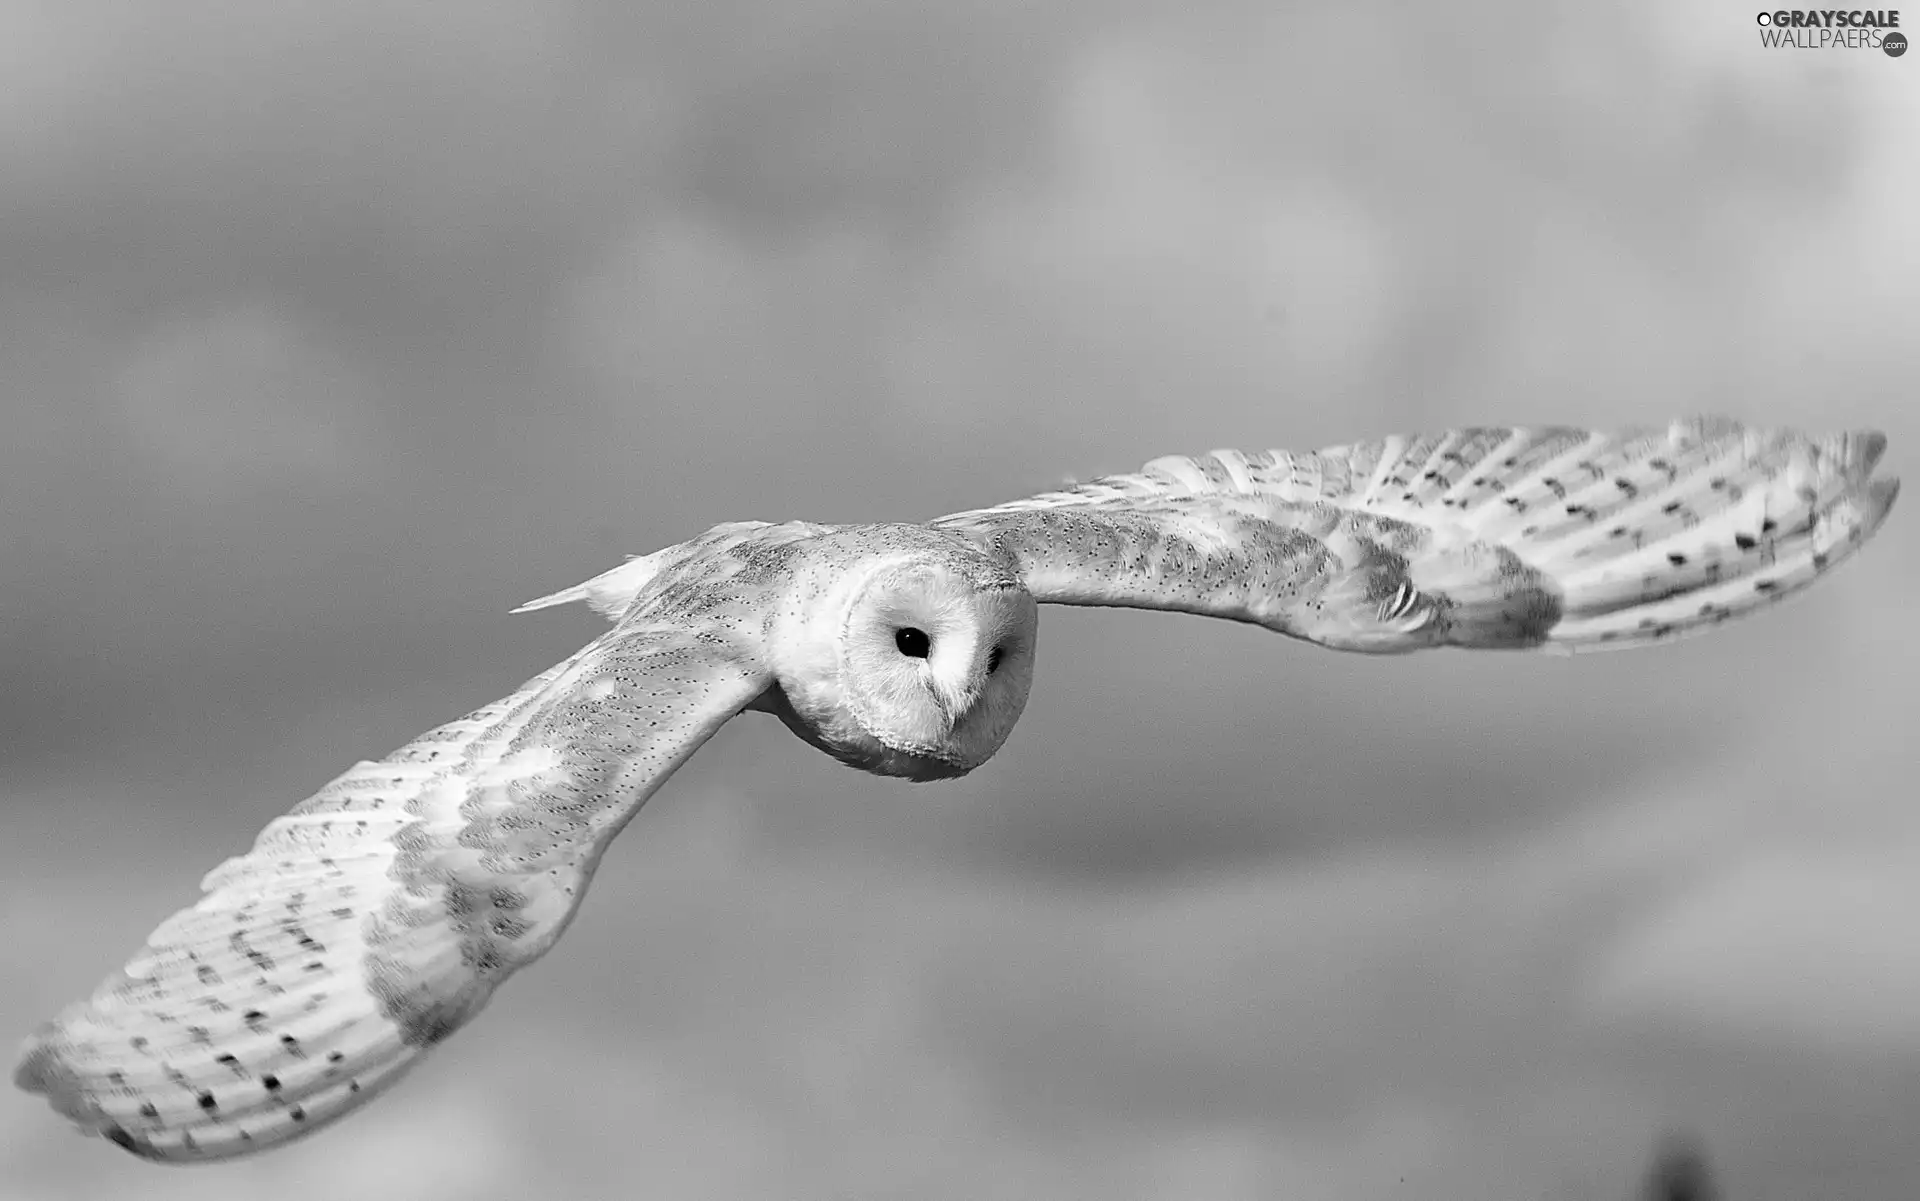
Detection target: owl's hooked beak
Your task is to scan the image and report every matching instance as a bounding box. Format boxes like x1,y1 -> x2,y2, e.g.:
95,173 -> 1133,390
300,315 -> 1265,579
931,676 -> 987,727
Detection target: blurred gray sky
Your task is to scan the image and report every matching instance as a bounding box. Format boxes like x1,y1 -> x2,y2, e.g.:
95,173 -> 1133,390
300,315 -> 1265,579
2,2 -> 1915,1199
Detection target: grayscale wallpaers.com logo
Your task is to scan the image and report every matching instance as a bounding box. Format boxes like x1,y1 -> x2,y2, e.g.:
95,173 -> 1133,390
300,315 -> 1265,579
1757,9 -> 1907,54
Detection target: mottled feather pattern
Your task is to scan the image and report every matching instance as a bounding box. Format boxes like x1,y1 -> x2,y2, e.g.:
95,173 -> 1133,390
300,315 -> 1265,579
934,419 -> 1896,653
16,629 -> 769,1160
15,417 -> 1896,1164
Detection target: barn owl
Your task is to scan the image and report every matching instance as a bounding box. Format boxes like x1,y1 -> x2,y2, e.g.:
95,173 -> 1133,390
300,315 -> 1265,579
16,418 -> 1898,1162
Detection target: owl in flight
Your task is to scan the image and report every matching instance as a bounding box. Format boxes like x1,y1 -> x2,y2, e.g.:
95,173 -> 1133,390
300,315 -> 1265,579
16,418 -> 1897,1162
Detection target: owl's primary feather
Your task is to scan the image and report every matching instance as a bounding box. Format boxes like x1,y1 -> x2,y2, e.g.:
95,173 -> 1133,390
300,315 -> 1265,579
16,417 -> 1897,1163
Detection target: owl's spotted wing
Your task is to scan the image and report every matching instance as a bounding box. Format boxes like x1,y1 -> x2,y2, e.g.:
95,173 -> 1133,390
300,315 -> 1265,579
932,419 -> 1897,653
15,621 -> 770,1162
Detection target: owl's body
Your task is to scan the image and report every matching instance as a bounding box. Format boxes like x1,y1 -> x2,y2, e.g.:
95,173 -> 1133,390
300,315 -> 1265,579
16,419 -> 1898,1162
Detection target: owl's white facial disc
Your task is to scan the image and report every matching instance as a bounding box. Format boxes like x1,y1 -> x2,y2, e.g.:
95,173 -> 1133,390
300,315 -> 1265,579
833,556 -> 1038,780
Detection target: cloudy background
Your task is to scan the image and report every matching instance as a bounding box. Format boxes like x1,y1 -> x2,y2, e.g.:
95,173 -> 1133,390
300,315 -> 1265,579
1,1 -> 1913,1198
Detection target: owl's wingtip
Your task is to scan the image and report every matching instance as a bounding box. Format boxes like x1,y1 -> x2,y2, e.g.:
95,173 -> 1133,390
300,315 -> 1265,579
13,1029 -> 92,1125
1866,476 -> 1899,529
1844,427 -> 1897,537
1854,428 -> 1888,475
12,1036 -> 50,1096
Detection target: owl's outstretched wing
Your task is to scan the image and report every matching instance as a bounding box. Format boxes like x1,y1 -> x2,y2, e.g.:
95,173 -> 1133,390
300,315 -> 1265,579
931,419 -> 1897,654
15,620 -> 770,1162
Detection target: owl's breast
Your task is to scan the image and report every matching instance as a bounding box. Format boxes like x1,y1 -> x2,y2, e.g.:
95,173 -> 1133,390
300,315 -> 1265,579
746,680 -> 972,781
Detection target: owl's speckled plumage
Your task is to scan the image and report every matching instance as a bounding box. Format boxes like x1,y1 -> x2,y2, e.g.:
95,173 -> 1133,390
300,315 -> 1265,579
16,418 -> 1898,1162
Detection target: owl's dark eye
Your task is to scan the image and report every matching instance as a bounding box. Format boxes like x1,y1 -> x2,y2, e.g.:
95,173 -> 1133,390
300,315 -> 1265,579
986,645 -> 1005,675
895,627 -> 931,658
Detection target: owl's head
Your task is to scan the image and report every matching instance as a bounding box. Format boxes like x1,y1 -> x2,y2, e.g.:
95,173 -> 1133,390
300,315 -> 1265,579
756,537 -> 1038,782
831,552 -> 1038,780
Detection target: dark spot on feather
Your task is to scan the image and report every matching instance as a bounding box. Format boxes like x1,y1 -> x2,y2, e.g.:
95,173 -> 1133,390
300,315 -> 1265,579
1755,580 -> 1779,593
129,1036 -> 148,1051
327,1050 -> 346,1064
1761,518 -> 1778,534
1661,501 -> 1683,514
289,1105 -> 307,1122
1614,478 -> 1638,496
138,1101 -> 160,1120
280,1034 -> 305,1058
1667,552 -> 1687,566
465,941 -> 506,974
1812,552 -> 1830,569
197,1092 -> 218,1112
106,1069 -> 125,1086
1734,533 -> 1757,550
262,1074 -> 281,1092
443,883 -> 477,918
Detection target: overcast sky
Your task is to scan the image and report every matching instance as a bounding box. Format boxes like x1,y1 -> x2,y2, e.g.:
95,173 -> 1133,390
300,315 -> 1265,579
1,2 -> 1915,1199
